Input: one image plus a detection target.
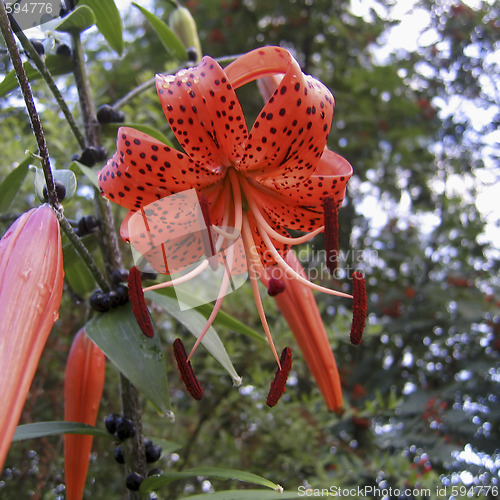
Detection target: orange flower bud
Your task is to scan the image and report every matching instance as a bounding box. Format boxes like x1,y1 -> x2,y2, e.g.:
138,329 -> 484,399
64,328 -> 106,500
0,204 -> 64,470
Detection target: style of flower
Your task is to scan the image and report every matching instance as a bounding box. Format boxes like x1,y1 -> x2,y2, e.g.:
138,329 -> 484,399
64,328 -> 106,500
0,204 -> 64,470
97,46 -> 361,407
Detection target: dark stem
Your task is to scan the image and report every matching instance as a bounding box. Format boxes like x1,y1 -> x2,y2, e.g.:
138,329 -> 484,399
71,33 -> 100,147
0,2 -> 59,209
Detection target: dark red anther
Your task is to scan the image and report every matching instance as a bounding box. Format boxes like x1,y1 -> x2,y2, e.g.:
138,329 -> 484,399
173,338 -> 204,400
350,272 -> 367,345
267,277 -> 286,296
198,194 -> 217,263
322,196 -> 339,274
128,266 -> 154,338
266,347 -> 293,407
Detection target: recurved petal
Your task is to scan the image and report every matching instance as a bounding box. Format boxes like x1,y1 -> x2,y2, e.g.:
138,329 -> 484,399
156,56 -> 248,167
97,127 -> 225,211
225,47 -> 334,189
246,149 -> 352,234
0,205 -> 64,470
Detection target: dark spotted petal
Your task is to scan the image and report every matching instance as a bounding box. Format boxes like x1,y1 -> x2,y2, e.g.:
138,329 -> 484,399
225,47 -> 334,190
156,57 -> 248,168
97,128 -> 225,211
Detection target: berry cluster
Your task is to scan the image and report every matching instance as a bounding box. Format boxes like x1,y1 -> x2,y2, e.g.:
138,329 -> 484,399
104,413 -> 163,491
90,269 -> 130,312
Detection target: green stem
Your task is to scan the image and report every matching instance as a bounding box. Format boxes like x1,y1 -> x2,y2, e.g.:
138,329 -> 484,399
0,2 -> 59,210
8,15 -> 86,149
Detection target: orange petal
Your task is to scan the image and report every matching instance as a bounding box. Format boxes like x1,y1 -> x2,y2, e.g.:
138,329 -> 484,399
262,251 -> 343,411
155,57 -> 248,167
0,205 -> 64,470
64,328 -> 106,500
97,127 -> 225,211
225,47 -> 334,189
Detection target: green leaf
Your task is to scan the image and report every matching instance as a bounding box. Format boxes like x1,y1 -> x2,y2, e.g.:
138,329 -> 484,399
182,491 -> 304,500
146,291 -> 242,386
70,161 -> 100,189
153,286 -> 265,342
101,123 -> 175,148
13,421 -> 112,442
0,156 -> 31,211
140,467 -> 282,494
54,5 -> 96,33
85,304 -> 173,417
80,0 -> 124,55
132,3 -> 187,61
0,56 -> 73,97
34,167 -> 77,202
62,236 -> 98,296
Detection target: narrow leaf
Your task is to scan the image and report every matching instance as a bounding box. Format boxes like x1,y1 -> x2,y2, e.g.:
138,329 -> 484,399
13,421 -> 111,442
152,286 -> 265,342
0,156 -> 31,212
0,56 -> 73,97
70,161 -> 100,189
140,467 -> 282,493
80,0 -> 124,55
132,3 -> 187,60
85,304 -> 172,417
54,5 -> 96,33
62,237 -> 97,296
146,291 -> 242,386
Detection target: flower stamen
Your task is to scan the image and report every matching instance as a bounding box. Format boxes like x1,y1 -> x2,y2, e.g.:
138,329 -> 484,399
128,266 -> 154,338
240,177 -> 324,245
267,277 -> 286,296
266,347 -> 293,407
242,214 -> 282,369
173,338 -> 204,400
257,226 -> 353,299
350,271 -> 367,345
322,196 -> 339,274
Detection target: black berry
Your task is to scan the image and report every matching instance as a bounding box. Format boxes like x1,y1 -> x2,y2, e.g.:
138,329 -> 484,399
77,215 -> 100,236
145,444 -> 162,463
43,180 -> 66,202
125,472 -> 143,491
97,105 -> 125,124
78,147 -> 97,167
105,413 -> 121,434
90,290 -> 111,312
113,445 -> 126,464
114,285 -> 130,306
30,39 -> 45,56
186,47 -> 198,62
115,417 -> 136,441
56,44 -> 71,57
147,468 -> 162,477
94,146 -> 108,162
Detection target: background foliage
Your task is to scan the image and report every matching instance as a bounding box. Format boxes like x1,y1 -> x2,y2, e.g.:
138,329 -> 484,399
0,0 -> 499,498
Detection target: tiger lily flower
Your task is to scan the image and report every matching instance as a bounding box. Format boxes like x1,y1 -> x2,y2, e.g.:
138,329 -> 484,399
64,328 -> 106,500
0,204 -> 64,470
97,46 -> 355,406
